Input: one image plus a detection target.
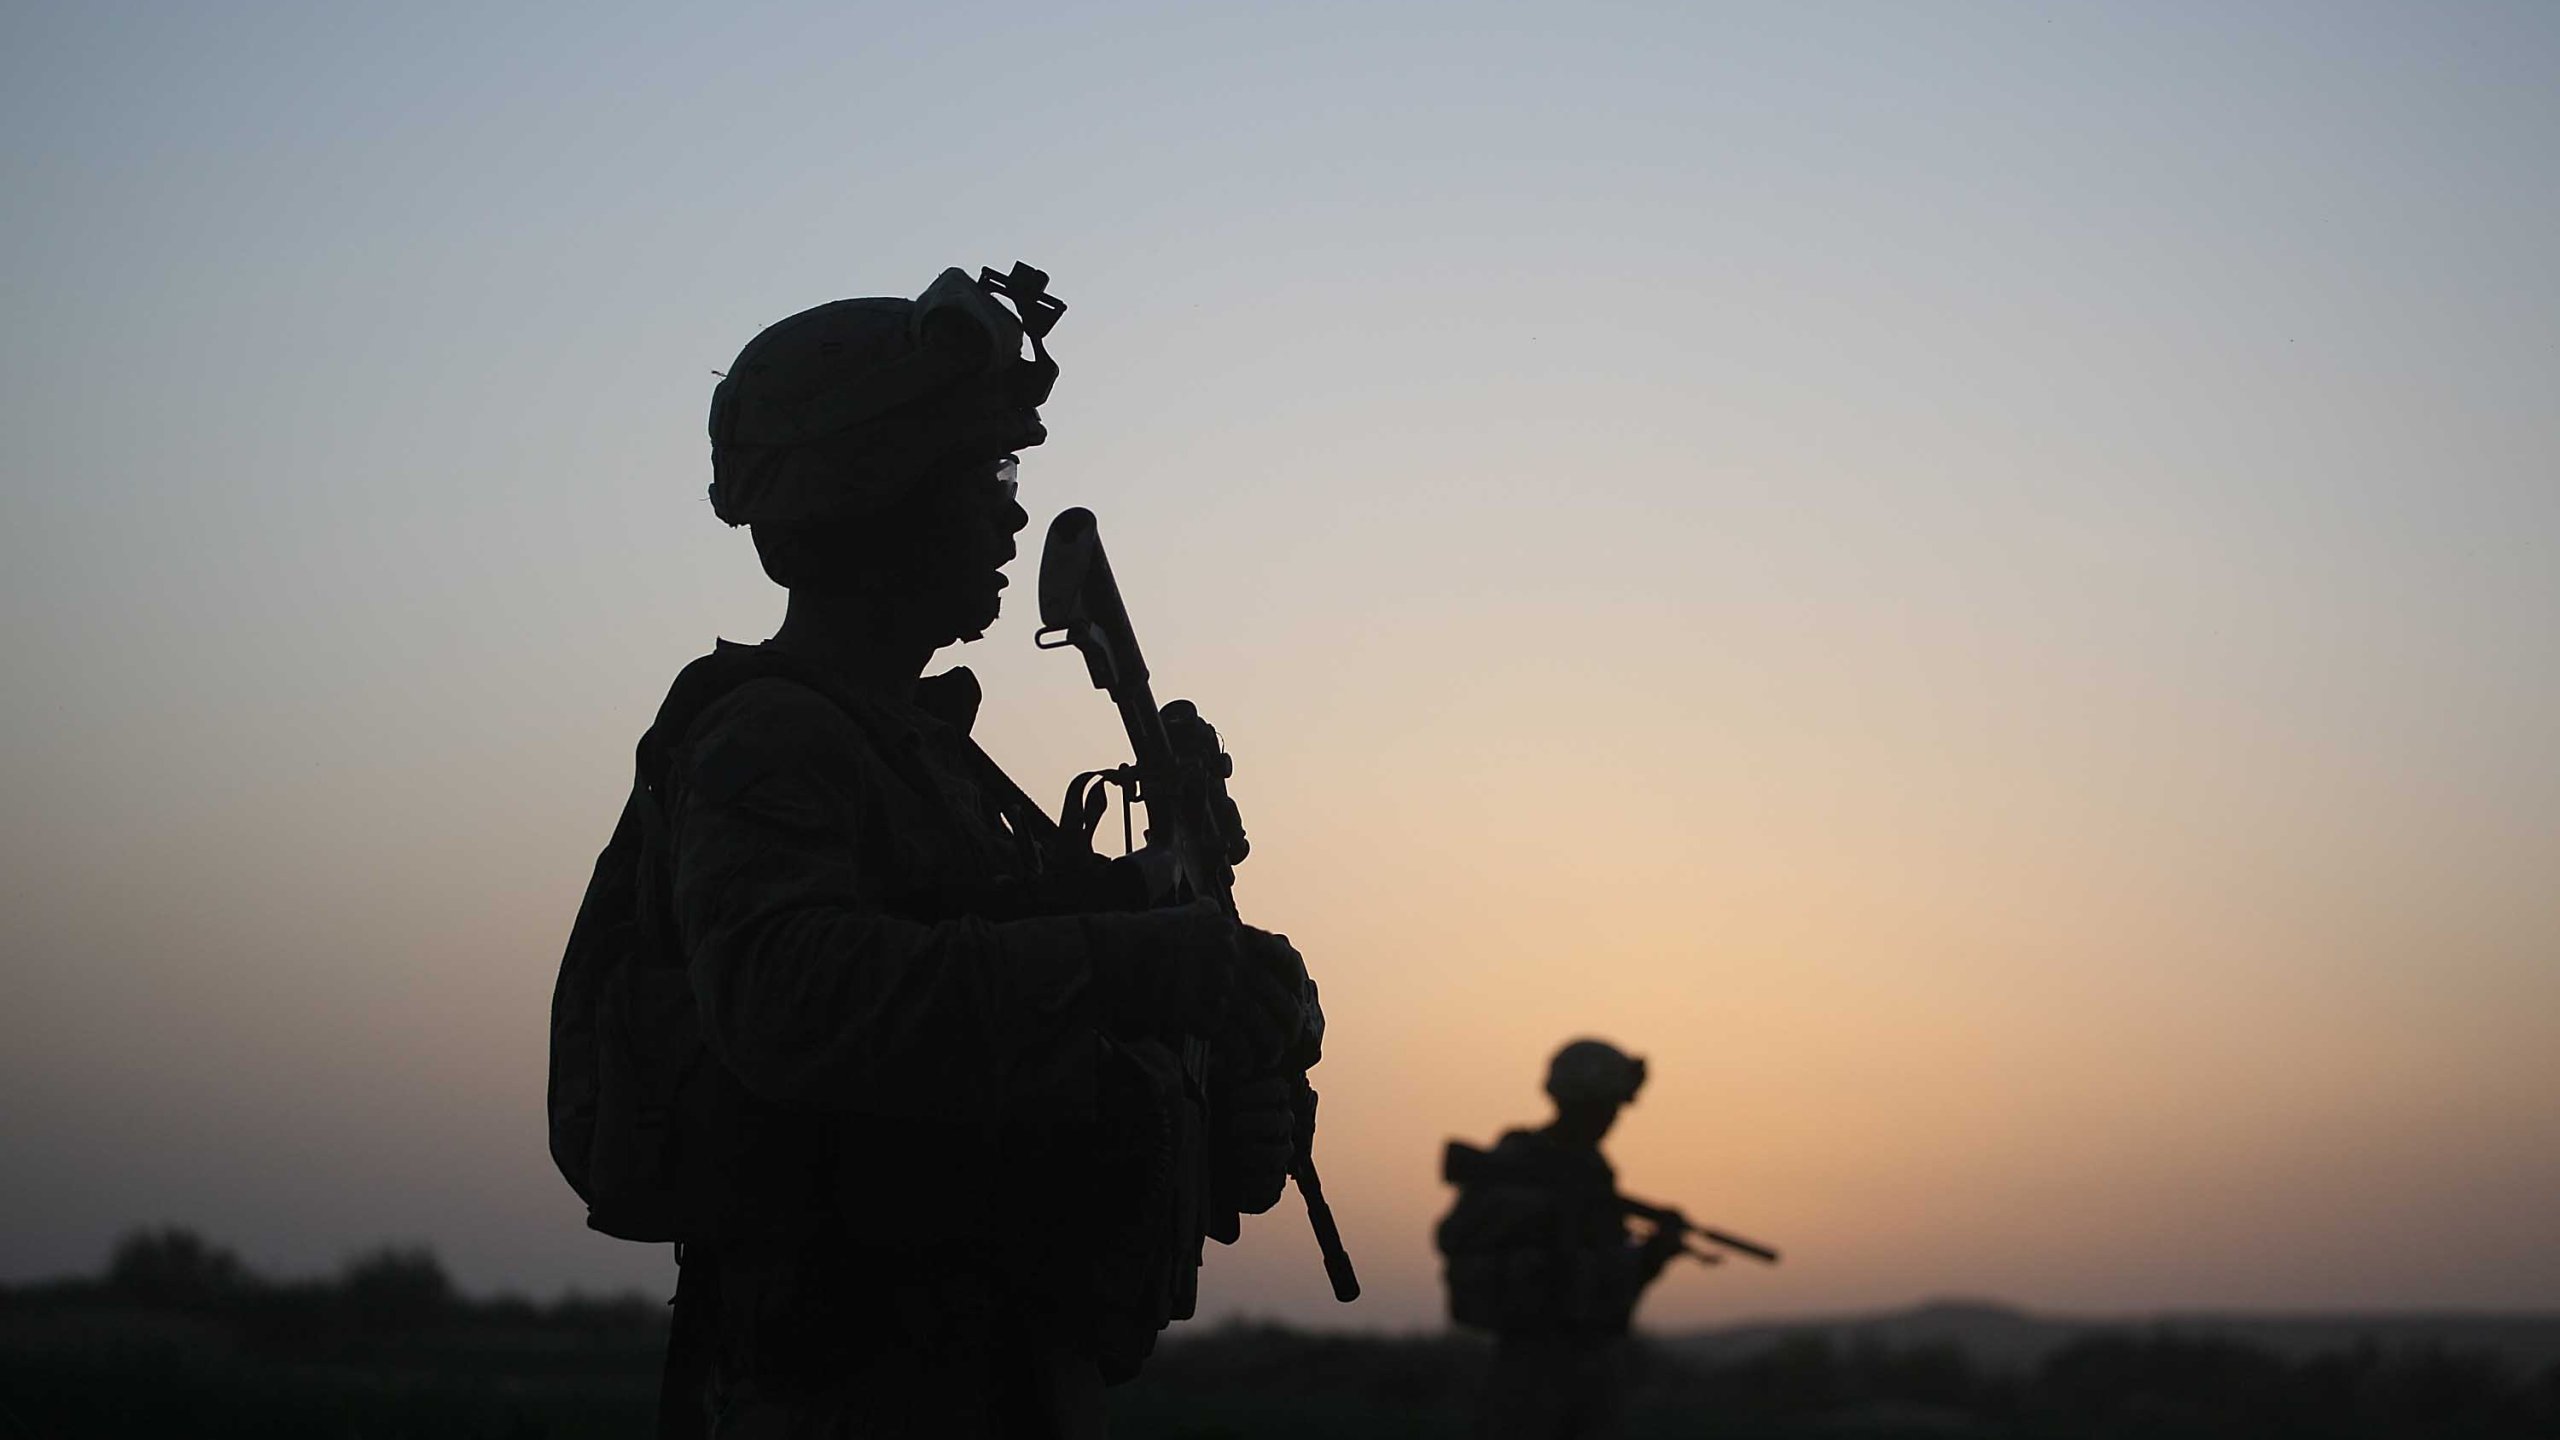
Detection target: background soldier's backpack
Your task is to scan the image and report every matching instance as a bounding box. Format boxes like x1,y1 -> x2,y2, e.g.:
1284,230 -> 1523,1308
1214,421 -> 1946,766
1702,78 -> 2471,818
1437,1148 -> 1563,1333
1437,1135 -> 1640,1337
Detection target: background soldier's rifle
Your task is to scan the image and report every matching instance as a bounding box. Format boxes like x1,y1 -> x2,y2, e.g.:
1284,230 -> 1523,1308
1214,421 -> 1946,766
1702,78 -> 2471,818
1037,506 -> 1361,1305
1441,1140 -> 1781,1268
1617,1195 -> 1782,1267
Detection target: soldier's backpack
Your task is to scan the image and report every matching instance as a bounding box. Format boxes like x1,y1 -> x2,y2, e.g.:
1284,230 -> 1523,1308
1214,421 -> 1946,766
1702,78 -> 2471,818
550,644 -> 1205,1384
546,645 -> 828,1242
1437,1134 -> 1640,1337
549,643 -> 1030,1240
1437,1150 -> 1559,1333
545,646 -> 1171,1222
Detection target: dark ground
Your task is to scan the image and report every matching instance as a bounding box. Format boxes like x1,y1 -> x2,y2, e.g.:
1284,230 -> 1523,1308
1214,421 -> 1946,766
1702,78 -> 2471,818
6,1231 -> 2557,1439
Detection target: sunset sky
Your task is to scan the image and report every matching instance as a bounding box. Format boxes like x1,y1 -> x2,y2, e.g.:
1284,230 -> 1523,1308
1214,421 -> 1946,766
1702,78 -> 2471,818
3,2 -> 2555,1331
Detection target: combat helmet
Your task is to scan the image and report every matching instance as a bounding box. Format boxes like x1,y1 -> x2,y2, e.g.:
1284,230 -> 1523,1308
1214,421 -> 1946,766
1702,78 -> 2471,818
707,263 -> 1065,525
1545,1038 -> 1646,1106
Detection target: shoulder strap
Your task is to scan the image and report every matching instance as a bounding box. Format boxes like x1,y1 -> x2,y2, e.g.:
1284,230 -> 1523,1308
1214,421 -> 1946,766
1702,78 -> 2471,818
636,642 -> 955,807
634,641 -> 1026,885
624,645 -> 906,968
636,643 -> 1101,930
915,663 -> 1073,867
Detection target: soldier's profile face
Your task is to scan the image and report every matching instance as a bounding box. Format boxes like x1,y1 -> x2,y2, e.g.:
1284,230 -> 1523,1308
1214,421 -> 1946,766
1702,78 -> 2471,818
928,454 -> 1029,641
963,453 -> 1029,565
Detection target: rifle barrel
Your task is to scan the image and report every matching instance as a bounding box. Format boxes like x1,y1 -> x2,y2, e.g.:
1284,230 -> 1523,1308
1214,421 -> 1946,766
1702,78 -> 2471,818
1696,1228 -> 1781,1265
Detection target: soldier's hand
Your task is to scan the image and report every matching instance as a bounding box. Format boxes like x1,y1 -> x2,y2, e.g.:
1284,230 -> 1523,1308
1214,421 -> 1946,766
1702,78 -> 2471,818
1211,1071 -> 1296,1217
1638,1211 -> 1690,1272
1089,906 -> 1314,1069
1105,842 -> 1183,908
1089,898 -> 1239,1033
1217,926 -> 1309,1075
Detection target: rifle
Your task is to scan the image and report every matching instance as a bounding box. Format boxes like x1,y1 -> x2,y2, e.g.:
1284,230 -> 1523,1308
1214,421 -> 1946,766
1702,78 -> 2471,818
1441,1140 -> 1780,1268
1618,1196 -> 1782,1266
1036,506 -> 1361,1305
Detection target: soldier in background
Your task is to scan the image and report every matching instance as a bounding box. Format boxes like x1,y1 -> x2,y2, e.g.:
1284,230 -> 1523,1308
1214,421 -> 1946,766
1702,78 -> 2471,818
1435,1040 -> 1688,1440
553,265 -> 1314,1439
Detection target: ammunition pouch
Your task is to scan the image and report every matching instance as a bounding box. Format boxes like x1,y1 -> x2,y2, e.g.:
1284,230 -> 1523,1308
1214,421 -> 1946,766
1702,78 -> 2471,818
1070,1033 -> 1209,1383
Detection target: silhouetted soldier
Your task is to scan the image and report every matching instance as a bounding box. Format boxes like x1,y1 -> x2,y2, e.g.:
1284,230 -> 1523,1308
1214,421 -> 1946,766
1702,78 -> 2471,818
1436,1040 -> 1685,1440
552,265 -> 1314,1439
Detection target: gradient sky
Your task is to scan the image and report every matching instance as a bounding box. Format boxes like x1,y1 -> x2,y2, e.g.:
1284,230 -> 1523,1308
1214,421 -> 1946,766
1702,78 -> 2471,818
4,2 -> 2555,1331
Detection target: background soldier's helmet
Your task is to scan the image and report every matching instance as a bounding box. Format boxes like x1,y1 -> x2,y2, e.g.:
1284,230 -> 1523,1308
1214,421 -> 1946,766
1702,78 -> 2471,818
1545,1038 -> 1646,1106
707,263 -> 1064,525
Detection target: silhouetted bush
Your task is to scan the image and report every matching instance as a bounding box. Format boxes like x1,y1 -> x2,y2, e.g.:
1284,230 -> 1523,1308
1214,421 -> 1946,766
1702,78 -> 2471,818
1851,1336 -> 1982,1410
103,1226 -> 252,1310
543,1288 -> 667,1338
2360,1343 -> 2535,1437
337,1244 -> 457,1331
1708,1332 -> 1842,1416
2030,1331 -> 2292,1434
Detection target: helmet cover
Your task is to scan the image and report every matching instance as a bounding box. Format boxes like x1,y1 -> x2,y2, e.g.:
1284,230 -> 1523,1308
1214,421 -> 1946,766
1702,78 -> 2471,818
707,264 -> 1062,525
1545,1038 -> 1646,1106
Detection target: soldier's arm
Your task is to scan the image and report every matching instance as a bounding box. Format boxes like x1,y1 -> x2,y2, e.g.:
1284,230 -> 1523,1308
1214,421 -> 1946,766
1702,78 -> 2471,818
668,679 -> 1207,1122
